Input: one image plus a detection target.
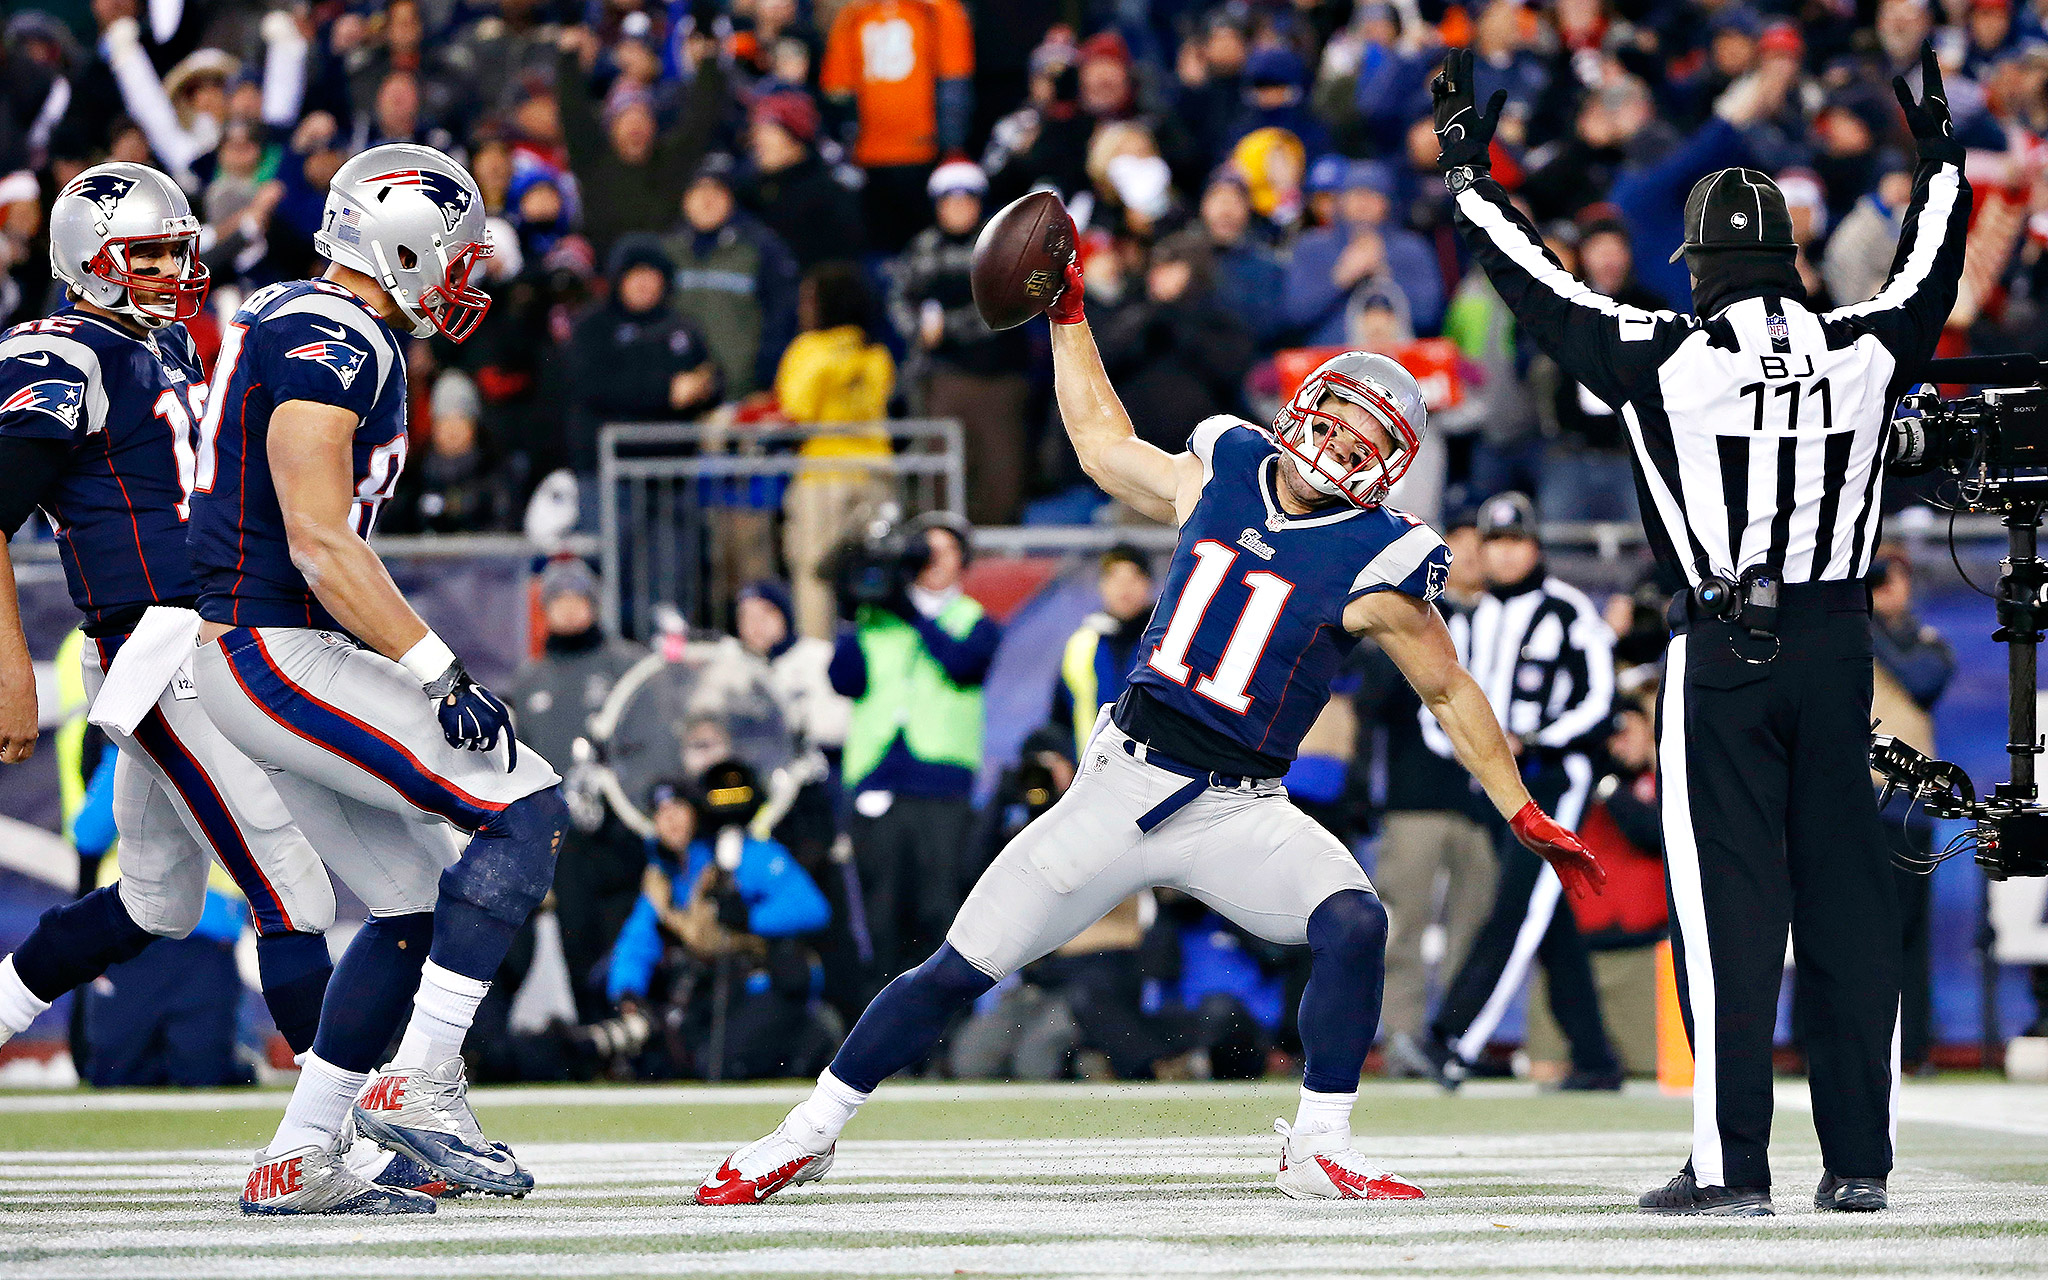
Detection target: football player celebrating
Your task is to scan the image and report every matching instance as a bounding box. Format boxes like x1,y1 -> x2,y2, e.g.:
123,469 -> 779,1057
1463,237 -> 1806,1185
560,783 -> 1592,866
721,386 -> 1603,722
699,214 -> 1603,1205
184,144 -> 569,1215
0,163 -> 338,1073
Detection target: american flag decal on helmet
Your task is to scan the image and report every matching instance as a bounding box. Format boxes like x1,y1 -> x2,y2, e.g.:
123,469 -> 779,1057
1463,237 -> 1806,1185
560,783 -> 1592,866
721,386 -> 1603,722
364,169 -> 474,234
285,340 -> 368,390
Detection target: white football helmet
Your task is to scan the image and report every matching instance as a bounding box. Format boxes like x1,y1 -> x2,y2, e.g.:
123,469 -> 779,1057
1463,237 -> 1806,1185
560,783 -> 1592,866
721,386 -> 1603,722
314,143 -> 492,341
1272,350 -> 1426,508
49,161 -> 209,328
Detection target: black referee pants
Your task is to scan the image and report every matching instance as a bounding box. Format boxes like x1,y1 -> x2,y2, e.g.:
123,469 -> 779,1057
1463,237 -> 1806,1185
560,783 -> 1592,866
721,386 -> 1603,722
1430,755 -> 1620,1074
1659,590 -> 1900,1191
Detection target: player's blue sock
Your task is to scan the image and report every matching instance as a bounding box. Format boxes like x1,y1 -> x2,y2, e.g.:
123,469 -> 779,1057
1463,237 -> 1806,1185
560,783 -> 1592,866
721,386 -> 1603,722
10,885 -> 156,1002
1298,889 -> 1389,1095
828,944 -> 996,1093
310,912 -> 433,1073
255,930 -> 332,1058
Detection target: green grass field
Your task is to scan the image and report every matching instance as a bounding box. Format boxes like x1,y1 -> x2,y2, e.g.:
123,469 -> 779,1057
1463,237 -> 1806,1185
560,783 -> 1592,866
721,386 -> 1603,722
1,1079 -> 2043,1278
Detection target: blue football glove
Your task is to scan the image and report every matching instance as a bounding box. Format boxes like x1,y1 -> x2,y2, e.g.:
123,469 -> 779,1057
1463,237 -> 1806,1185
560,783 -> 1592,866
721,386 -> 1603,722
424,659 -> 517,770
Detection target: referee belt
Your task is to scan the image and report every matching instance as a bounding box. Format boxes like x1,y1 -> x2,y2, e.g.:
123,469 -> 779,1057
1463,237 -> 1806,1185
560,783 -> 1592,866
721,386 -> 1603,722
1668,578 -> 1870,632
1120,737 -> 1272,833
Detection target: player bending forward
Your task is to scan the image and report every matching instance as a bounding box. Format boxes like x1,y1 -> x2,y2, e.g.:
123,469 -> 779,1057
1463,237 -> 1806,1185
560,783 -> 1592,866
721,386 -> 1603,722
699,217 -> 1605,1205
0,163 -> 336,1062
184,144 -> 569,1215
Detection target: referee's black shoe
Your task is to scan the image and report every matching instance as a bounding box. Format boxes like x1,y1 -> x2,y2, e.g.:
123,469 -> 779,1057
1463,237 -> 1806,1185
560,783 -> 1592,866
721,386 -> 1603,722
1638,1169 -> 1774,1216
1815,1170 -> 1887,1211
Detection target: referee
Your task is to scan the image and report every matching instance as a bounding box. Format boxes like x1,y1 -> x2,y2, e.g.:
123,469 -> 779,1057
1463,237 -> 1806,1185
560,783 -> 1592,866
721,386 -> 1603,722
1432,46 -> 1970,1215
1419,492 -> 1621,1091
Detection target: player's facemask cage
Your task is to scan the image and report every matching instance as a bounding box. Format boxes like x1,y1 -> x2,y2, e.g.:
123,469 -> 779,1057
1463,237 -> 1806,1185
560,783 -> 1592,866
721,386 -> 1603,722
1273,370 -> 1418,507
404,239 -> 492,342
89,229 -> 210,326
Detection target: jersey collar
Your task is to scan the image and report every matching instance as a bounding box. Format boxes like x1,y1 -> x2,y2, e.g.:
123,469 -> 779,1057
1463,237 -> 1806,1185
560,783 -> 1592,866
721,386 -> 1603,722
1258,455 -> 1364,530
65,306 -> 148,347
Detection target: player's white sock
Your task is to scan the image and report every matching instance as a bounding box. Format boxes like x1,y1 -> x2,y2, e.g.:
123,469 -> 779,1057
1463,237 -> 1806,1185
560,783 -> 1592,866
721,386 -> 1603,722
389,960 -> 489,1071
1293,1085 -> 1357,1137
787,1069 -> 870,1151
268,1053 -> 368,1156
0,956 -> 52,1036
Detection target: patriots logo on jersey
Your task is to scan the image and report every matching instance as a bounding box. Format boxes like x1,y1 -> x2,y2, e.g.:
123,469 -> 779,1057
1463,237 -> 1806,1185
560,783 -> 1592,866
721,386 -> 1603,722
285,340 -> 368,390
61,172 -> 136,220
0,377 -> 86,430
365,169 -> 474,234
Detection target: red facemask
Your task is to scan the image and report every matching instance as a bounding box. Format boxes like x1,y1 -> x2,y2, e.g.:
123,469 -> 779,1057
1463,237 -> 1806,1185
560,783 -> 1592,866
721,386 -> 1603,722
88,235 -> 210,323
418,240 -> 493,342
1272,370 -> 1418,507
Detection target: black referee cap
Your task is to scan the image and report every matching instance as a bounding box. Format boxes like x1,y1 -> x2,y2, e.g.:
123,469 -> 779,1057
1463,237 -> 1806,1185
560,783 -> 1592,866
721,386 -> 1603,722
1477,491 -> 1537,540
1668,167 -> 1796,264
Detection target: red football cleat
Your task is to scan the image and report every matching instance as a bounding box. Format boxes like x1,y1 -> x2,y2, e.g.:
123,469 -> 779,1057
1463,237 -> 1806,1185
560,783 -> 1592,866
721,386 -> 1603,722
695,1120 -> 835,1205
1273,1119 -> 1426,1201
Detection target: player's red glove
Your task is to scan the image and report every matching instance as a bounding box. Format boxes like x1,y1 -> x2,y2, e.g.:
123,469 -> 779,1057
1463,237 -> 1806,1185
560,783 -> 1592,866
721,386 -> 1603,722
1510,801 -> 1605,899
1046,226 -> 1086,325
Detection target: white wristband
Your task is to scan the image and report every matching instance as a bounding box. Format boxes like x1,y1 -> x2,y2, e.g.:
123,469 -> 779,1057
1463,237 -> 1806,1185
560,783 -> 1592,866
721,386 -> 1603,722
398,632 -> 457,684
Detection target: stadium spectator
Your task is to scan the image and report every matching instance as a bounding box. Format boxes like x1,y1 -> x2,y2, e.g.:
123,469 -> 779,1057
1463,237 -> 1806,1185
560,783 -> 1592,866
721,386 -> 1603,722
819,0 -> 975,252
1196,169 -> 1288,345
501,558 -> 650,1016
566,236 -> 722,470
889,159 -> 1032,524
554,22 -> 727,260
830,512 -> 1000,988
384,370 -> 515,533
661,153 -> 800,402
743,89 -> 866,270
1094,229 -> 1256,454
1048,545 -> 1156,759
1285,159 -> 1443,342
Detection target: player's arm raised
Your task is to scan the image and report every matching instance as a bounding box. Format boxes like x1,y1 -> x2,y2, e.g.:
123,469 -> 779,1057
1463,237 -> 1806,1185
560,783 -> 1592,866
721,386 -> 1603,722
1046,251 -> 1203,527
1346,588 -> 1605,899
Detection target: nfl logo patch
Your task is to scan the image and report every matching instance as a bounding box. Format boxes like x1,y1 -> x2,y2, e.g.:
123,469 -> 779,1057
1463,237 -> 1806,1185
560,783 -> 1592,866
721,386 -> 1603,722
1766,313 -> 1789,345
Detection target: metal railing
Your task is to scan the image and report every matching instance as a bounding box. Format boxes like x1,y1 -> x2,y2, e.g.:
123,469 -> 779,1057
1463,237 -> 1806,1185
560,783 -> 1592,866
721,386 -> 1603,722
597,419 -> 965,638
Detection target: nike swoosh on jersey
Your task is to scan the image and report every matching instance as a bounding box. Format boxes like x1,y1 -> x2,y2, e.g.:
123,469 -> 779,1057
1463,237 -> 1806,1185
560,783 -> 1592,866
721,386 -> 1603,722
309,322 -> 353,340
14,352 -> 50,365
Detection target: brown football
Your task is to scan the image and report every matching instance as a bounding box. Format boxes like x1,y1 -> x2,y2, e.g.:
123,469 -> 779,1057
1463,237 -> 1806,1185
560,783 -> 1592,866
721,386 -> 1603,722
970,190 -> 1074,330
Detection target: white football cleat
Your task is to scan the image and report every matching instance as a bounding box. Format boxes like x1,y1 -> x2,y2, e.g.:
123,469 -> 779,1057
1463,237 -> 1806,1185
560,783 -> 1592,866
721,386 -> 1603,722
239,1139 -> 436,1215
1273,1119 -> 1425,1201
351,1057 -> 534,1197
696,1112 -> 835,1205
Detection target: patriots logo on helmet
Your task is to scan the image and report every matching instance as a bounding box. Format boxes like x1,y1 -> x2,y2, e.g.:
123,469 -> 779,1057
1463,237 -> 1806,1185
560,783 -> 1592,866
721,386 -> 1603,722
61,172 -> 137,220
366,169 -> 475,235
0,377 -> 86,431
286,340 -> 368,390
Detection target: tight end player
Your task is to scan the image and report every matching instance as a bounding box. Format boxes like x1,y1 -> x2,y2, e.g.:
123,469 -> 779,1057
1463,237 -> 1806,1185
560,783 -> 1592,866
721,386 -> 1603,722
185,144 -> 569,1215
698,211 -> 1604,1205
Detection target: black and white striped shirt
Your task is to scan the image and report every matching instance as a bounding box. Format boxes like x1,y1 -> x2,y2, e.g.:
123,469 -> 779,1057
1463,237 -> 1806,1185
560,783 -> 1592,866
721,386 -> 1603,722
1422,575 -> 1615,761
1451,160 -> 1971,588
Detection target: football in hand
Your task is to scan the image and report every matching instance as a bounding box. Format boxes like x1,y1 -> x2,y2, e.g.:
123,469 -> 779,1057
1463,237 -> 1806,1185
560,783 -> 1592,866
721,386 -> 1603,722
970,190 -> 1074,330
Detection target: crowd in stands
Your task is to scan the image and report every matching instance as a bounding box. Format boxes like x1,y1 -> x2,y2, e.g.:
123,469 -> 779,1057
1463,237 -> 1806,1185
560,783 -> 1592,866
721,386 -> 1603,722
13,0 -> 2048,532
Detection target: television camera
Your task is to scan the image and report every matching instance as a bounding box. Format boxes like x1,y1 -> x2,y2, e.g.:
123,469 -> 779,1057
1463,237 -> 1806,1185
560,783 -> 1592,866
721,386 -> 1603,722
1874,355 -> 2048,879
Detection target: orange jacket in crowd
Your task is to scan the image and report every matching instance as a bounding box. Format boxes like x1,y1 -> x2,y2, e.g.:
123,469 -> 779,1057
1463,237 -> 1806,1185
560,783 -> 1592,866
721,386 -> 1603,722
820,0 -> 974,168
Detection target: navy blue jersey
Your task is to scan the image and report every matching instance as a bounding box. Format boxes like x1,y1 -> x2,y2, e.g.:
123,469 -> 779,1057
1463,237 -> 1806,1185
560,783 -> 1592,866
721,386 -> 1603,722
1124,417 -> 1451,769
188,279 -> 409,629
0,306 -> 206,629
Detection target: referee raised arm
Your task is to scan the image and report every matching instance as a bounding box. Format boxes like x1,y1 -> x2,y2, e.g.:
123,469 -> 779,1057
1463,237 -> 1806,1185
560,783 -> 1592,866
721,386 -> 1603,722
1433,46 -> 1971,1215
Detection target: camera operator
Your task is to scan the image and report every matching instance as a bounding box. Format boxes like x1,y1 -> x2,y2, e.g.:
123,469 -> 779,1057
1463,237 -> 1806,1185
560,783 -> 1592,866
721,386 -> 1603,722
1435,44 -> 1970,1214
603,763 -> 836,1080
829,511 -> 1003,986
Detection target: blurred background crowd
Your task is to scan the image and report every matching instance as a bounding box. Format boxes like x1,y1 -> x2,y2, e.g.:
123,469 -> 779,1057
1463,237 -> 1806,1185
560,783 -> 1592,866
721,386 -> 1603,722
4,0 -> 2048,1090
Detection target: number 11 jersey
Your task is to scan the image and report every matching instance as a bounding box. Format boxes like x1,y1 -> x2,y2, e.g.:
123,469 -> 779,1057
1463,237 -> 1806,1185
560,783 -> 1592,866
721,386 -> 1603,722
188,279 -> 410,630
1123,418 -> 1451,774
